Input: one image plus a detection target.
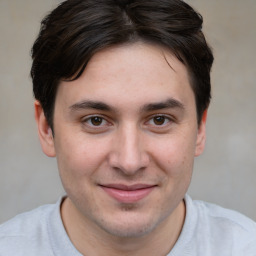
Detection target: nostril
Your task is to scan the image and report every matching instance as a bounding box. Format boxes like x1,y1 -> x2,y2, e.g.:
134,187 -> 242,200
108,127 -> 149,174
109,151 -> 149,176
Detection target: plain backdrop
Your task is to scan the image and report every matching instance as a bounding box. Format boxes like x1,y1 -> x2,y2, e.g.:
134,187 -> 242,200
0,0 -> 255,223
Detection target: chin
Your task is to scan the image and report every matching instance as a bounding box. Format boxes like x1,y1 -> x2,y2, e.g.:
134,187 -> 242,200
102,222 -> 156,238
96,211 -> 165,238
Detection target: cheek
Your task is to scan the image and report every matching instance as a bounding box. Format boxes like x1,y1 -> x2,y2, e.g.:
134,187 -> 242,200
155,143 -> 194,199
54,132 -> 111,179
150,132 -> 196,177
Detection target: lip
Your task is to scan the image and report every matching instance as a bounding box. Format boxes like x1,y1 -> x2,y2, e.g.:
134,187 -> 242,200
100,184 -> 156,203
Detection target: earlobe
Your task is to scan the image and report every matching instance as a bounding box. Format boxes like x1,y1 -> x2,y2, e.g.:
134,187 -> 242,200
195,110 -> 207,157
34,101 -> 56,157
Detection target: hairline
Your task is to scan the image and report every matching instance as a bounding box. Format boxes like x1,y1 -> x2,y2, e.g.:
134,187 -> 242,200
50,40 -> 201,132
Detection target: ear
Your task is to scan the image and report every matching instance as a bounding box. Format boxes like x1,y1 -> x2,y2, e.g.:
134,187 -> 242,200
195,110 -> 207,157
34,100 -> 56,157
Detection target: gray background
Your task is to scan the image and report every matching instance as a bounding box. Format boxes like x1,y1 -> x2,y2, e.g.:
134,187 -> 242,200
0,0 -> 255,223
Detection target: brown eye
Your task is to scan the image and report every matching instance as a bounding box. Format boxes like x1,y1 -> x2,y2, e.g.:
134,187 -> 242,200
90,116 -> 103,126
82,115 -> 111,133
153,116 -> 166,125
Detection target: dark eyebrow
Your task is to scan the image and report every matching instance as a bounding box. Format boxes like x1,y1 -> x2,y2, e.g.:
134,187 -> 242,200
69,100 -> 113,112
141,98 -> 185,112
69,98 -> 184,113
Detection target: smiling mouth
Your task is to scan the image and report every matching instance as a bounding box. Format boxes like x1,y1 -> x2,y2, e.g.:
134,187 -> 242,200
99,184 -> 157,203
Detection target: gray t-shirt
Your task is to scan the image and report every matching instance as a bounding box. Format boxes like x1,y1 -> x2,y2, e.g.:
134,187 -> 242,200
0,195 -> 255,256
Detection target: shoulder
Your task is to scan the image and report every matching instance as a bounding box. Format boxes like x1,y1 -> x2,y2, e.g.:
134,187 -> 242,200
0,203 -> 54,233
187,195 -> 256,253
0,203 -> 56,256
193,198 -> 256,234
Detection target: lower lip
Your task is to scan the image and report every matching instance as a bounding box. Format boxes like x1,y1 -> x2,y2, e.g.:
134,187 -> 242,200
101,186 -> 155,203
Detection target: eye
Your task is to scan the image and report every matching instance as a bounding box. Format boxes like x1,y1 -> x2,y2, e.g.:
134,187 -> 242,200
152,116 -> 168,125
89,116 -> 104,126
148,115 -> 171,126
83,115 -> 109,127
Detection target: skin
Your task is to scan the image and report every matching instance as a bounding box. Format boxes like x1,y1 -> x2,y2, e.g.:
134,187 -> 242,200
35,42 -> 206,256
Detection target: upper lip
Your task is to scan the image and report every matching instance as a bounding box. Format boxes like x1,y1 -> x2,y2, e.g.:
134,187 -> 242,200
100,184 -> 157,191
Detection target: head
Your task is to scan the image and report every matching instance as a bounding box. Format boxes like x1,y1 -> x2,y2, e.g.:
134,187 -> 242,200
32,0 -> 214,244
31,0 -> 213,131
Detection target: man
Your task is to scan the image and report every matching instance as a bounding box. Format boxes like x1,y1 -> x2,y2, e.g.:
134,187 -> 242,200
0,0 -> 255,255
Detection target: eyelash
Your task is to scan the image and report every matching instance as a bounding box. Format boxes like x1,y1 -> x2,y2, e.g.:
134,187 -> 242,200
82,115 -> 111,128
146,114 -> 173,127
81,114 -> 174,132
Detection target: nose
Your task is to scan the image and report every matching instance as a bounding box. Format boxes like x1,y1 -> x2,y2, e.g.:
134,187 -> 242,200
108,124 -> 149,175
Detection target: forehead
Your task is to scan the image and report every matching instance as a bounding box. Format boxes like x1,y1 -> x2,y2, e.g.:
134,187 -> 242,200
56,42 -> 195,110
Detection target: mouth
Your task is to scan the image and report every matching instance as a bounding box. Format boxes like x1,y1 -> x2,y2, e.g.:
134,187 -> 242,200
99,184 -> 157,203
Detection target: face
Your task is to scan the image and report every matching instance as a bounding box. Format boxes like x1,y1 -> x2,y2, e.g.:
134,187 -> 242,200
36,43 -> 206,238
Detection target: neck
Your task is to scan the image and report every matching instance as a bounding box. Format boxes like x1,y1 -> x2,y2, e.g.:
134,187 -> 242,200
61,197 -> 185,256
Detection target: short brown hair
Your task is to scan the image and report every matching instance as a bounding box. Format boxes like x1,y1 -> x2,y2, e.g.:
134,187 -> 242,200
31,0 -> 214,129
